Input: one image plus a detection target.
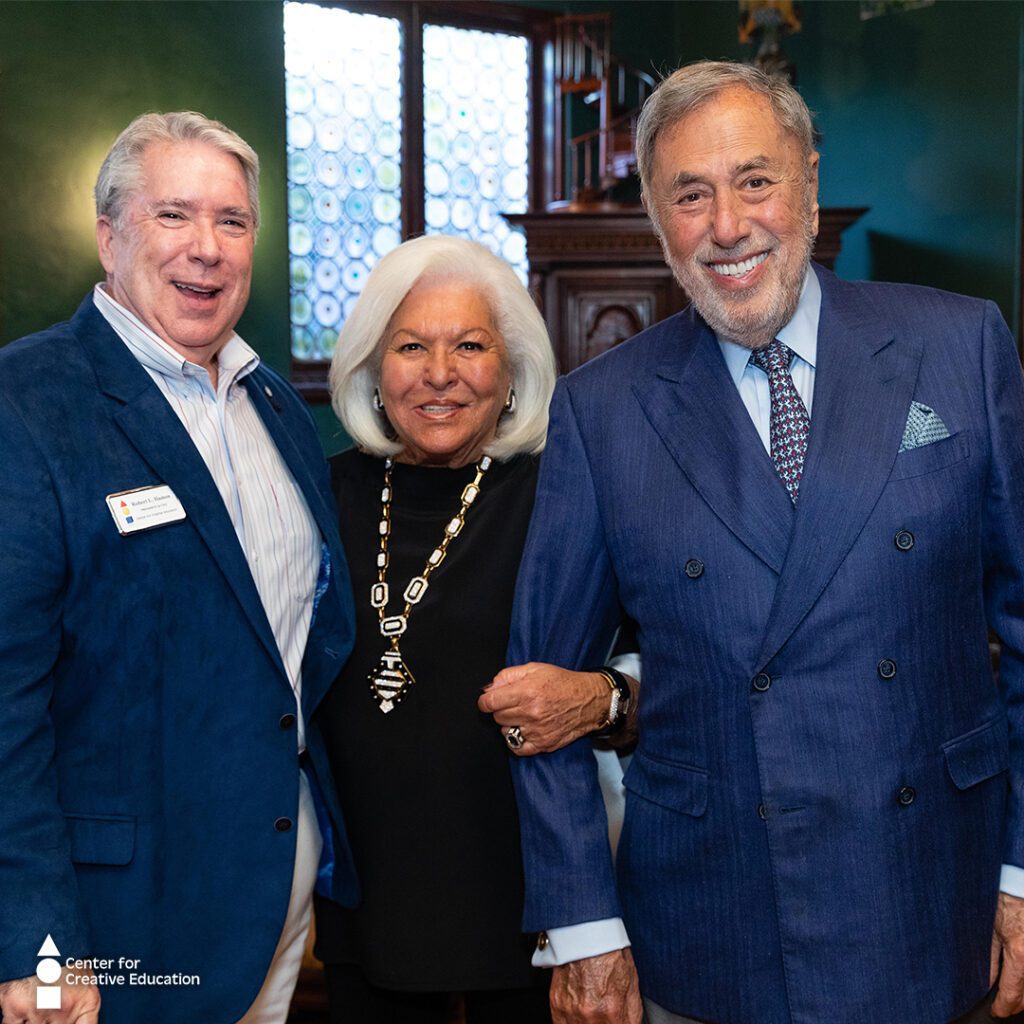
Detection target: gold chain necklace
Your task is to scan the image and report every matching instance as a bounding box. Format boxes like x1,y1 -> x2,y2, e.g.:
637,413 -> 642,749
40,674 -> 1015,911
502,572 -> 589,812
368,454 -> 492,713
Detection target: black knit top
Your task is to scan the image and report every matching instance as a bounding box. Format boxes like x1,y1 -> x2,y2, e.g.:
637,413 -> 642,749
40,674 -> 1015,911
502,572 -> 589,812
314,448 -> 545,992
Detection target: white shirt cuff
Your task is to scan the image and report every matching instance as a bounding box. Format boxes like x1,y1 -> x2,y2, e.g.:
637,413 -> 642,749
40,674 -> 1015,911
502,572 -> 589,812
607,652 -> 641,682
531,917 -> 630,967
1001,863 -> 1024,897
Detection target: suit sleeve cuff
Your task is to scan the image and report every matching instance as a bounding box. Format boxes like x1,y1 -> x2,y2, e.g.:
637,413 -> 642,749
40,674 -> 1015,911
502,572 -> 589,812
531,918 -> 630,967
1000,863 -> 1024,897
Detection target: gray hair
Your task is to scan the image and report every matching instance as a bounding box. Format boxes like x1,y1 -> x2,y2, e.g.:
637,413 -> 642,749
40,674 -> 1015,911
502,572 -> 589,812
95,111 -> 260,232
329,235 -> 556,460
636,60 -> 816,199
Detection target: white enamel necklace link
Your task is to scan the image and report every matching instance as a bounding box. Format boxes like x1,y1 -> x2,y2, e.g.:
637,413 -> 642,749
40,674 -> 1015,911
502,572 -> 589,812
367,454 -> 492,713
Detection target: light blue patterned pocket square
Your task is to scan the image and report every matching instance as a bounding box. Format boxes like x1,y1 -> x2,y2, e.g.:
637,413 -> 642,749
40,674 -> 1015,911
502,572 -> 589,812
899,401 -> 951,453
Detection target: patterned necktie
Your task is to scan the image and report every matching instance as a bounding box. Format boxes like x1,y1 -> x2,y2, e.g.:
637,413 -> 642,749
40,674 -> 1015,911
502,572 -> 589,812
749,340 -> 809,505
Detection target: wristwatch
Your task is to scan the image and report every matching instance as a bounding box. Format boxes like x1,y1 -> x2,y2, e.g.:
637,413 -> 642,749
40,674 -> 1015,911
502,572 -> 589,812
594,665 -> 631,734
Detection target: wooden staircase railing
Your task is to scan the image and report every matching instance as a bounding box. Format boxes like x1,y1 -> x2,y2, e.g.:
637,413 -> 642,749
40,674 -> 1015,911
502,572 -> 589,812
551,13 -> 656,206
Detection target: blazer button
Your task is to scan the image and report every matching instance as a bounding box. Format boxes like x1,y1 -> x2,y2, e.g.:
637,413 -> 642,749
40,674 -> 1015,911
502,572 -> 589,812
536,931 -> 549,951
275,817 -> 293,832
279,713 -> 296,729
894,530 -> 915,551
752,673 -> 772,692
897,786 -> 916,806
684,559 -> 704,579
877,658 -> 897,680
757,803 -> 768,821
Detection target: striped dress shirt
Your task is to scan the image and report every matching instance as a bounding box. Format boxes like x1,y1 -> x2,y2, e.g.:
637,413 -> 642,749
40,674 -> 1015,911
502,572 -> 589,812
92,284 -> 321,746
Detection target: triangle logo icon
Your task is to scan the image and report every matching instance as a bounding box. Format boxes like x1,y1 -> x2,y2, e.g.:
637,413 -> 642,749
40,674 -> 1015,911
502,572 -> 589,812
37,934 -> 60,957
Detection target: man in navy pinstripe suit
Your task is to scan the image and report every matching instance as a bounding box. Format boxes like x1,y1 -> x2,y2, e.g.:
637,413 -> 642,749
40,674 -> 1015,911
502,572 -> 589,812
507,62 -> 1024,1024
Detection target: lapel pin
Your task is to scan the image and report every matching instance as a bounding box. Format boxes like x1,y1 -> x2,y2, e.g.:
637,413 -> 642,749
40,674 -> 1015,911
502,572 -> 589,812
263,383 -> 283,412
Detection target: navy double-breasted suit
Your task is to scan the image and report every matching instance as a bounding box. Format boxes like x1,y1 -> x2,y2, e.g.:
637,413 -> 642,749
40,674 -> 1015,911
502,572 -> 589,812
508,265 -> 1024,1023
0,296 -> 358,1022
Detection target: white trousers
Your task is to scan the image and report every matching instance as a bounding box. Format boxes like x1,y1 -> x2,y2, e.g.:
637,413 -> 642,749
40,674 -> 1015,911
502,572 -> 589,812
237,770 -> 322,1024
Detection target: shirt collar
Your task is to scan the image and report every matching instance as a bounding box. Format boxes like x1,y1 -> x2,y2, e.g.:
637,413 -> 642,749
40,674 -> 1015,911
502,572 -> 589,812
716,266 -> 821,387
92,283 -> 259,388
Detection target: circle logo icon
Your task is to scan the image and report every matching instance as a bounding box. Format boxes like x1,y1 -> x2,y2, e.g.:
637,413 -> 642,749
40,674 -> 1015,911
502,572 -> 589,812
36,958 -> 61,984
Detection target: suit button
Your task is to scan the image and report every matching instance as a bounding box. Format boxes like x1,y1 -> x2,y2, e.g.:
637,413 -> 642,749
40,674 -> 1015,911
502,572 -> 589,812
757,803 -> 768,821
877,658 -> 897,680
536,931 -> 549,950
275,817 -> 293,832
684,559 -> 704,579
894,530 -> 915,551
279,713 -> 296,729
897,786 -> 916,806
752,673 -> 772,692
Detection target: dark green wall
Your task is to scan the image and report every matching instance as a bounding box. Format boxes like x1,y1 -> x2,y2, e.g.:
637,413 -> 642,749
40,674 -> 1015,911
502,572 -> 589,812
2,0 -> 1022,426
0,0 -> 291,378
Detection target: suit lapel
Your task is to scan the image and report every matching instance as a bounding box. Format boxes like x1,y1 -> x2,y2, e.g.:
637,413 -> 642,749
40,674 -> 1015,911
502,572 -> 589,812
755,268 -> 924,667
632,310 -> 794,575
72,298 -> 287,678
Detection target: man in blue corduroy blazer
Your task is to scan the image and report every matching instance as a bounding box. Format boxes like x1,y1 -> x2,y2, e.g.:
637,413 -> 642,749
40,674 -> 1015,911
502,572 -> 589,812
0,112 -> 356,1024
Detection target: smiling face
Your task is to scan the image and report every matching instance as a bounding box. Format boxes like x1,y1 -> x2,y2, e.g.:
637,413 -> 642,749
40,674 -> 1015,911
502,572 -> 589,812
96,140 -> 255,370
378,279 -> 511,468
645,86 -> 819,349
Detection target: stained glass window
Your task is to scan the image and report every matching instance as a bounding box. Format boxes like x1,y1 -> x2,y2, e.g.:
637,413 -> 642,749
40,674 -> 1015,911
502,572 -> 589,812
284,2 -> 532,362
422,25 -> 529,282
284,2 -> 403,361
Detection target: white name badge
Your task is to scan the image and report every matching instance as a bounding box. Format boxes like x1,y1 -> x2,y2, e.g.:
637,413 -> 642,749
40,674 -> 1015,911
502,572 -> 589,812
105,485 -> 187,535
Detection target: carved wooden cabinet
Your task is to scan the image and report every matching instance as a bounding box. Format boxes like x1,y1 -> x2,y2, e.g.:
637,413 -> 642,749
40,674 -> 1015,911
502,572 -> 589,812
506,206 -> 866,373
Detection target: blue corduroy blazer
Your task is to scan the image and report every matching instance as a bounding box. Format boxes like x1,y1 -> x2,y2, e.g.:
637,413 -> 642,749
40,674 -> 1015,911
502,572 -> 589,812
0,295 -> 357,1023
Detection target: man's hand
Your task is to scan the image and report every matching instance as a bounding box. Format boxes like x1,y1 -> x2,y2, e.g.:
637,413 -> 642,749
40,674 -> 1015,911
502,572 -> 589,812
550,948 -> 642,1024
0,970 -> 101,1024
478,663 -> 610,756
991,891 -> 1024,1017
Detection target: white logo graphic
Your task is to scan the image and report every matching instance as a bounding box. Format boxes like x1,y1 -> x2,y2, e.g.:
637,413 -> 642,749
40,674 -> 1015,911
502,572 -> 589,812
30,936 -> 201,999
36,935 -> 61,1010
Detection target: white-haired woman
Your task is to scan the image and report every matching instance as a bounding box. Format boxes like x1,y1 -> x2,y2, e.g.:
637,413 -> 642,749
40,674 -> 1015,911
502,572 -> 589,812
313,235 -> 636,1023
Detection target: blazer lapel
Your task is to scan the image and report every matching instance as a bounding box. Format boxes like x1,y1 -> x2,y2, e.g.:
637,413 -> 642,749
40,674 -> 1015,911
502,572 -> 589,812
72,298 -> 286,678
755,269 -> 924,667
632,310 -> 794,575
